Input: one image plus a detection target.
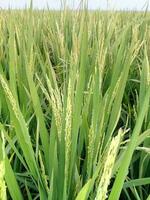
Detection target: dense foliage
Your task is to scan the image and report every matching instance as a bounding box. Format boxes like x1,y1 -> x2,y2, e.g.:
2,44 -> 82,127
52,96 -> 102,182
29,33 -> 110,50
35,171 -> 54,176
0,8 -> 150,200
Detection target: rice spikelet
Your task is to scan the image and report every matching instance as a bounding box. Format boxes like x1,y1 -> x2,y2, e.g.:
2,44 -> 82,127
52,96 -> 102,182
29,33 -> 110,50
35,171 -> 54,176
95,129 -> 123,200
46,76 -> 62,141
65,79 -> 72,185
0,75 -> 19,120
0,161 -> 6,200
87,124 -> 94,175
0,130 -> 6,200
51,90 -> 62,141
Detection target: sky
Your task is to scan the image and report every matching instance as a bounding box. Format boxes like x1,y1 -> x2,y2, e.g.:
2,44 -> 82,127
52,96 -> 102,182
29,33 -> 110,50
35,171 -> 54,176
0,0 -> 149,10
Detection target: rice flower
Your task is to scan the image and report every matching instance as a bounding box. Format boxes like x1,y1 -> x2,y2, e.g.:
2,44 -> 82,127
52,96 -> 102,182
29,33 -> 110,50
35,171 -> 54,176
0,161 -> 6,200
51,90 -> 62,141
46,76 -> 62,141
65,79 -> 72,184
0,75 -> 20,120
0,130 -> 6,200
95,129 -> 123,200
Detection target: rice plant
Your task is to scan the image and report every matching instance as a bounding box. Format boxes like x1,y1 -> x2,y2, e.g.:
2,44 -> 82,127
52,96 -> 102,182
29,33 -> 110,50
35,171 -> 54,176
0,4 -> 150,200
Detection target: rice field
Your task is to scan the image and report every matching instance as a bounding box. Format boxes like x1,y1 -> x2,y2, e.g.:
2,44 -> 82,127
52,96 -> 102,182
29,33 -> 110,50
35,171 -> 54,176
0,5 -> 150,200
